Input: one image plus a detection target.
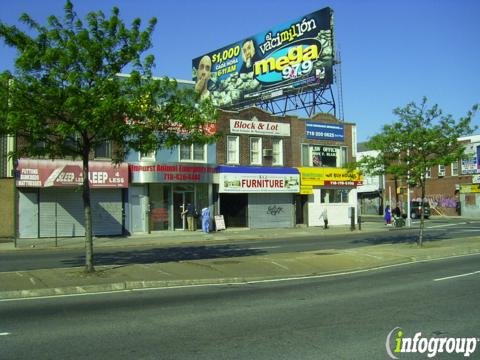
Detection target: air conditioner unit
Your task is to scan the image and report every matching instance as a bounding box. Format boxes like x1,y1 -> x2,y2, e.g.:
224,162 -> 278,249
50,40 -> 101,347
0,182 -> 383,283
262,149 -> 273,157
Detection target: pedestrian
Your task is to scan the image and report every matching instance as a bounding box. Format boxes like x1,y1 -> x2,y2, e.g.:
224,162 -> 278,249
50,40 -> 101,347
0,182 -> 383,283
201,206 -> 211,233
384,205 -> 392,226
182,202 -> 197,231
321,208 -> 328,229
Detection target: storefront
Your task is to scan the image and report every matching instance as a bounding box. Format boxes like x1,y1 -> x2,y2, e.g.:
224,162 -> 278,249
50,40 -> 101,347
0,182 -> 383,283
16,159 -> 128,238
459,182 -> 480,218
127,163 -> 215,233
215,166 -> 300,229
298,167 -> 362,226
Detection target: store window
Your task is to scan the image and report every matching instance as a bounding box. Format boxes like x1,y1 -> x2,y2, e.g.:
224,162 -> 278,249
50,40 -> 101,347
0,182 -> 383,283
272,139 -> 283,166
227,136 -> 239,164
302,144 -> 347,167
321,189 -> 349,203
179,144 -> 206,162
250,137 -> 262,165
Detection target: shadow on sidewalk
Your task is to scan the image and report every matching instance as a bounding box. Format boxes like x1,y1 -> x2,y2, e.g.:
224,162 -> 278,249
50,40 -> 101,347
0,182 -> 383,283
350,229 -> 450,245
60,244 -> 265,267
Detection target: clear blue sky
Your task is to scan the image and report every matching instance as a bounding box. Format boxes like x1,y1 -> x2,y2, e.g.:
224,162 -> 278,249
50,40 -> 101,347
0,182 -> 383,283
1,0 -> 479,142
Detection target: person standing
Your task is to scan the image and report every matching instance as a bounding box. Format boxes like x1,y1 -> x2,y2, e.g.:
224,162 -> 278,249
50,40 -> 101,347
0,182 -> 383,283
201,206 -> 211,233
384,205 -> 392,226
182,202 -> 197,231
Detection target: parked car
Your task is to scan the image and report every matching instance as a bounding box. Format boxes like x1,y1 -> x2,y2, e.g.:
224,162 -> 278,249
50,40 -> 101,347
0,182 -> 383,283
409,201 -> 431,219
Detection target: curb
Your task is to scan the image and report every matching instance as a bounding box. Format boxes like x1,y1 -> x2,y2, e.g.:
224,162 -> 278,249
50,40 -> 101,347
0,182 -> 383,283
3,249 -> 480,301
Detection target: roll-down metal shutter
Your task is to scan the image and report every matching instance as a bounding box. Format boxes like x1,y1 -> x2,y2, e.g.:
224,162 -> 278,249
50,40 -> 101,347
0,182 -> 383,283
39,188 -> 123,237
248,193 -> 294,229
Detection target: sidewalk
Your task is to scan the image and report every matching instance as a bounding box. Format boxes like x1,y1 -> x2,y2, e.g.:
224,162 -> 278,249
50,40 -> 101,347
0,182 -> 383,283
1,219 -> 479,300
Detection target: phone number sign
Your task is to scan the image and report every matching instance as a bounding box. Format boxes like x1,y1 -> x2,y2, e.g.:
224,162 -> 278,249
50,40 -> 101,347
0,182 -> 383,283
306,122 -> 344,141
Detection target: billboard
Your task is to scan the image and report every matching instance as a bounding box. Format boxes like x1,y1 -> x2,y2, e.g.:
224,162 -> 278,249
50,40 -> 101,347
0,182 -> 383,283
306,121 -> 344,141
192,7 -> 334,109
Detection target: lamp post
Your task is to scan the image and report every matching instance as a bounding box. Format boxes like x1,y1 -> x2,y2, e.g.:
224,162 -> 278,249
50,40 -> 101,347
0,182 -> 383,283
406,148 -> 411,227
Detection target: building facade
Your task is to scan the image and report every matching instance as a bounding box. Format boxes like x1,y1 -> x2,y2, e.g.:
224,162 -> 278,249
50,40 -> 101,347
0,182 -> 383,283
213,107 -> 361,229
358,135 -> 480,218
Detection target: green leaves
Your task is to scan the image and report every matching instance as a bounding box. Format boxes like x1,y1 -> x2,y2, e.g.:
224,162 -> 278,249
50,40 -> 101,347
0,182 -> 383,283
0,1 -> 217,164
359,97 -> 478,186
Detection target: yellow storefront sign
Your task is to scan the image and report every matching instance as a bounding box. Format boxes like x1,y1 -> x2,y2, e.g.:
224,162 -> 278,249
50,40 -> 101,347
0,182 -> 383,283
460,184 -> 480,193
300,185 -> 313,195
298,167 -> 363,186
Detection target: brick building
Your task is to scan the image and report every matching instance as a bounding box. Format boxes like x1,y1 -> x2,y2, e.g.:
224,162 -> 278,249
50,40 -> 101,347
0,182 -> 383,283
357,135 -> 480,218
213,107 -> 361,228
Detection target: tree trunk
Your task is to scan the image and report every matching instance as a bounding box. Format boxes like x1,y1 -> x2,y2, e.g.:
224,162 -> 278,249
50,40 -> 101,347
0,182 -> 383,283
82,155 -> 95,273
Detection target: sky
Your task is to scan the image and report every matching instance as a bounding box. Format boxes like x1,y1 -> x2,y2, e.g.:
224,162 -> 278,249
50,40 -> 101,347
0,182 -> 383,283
1,0 -> 479,142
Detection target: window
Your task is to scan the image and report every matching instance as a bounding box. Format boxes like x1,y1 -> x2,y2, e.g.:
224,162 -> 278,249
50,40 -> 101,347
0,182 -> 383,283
94,140 -> 111,159
424,168 -> 432,179
438,164 -> 445,177
227,136 -> 239,164
179,144 -> 206,162
140,150 -> 156,161
272,139 -> 283,166
250,137 -> 262,165
451,161 -> 459,176
302,144 -> 346,167
321,189 -> 349,203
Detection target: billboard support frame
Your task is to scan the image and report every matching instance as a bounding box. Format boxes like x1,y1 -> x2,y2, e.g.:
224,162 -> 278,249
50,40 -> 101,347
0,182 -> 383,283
252,85 -> 336,118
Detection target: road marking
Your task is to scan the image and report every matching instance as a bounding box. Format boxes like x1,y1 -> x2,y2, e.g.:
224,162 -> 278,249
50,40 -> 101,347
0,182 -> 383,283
270,261 -> 289,270
434,270 -> 480,282
427,222 -> 466,229
249,246 -> 281,250
1,252 -> 480,302
0,332 -> 11,336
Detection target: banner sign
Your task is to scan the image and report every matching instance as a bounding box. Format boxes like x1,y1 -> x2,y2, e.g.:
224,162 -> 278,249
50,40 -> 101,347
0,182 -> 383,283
230,119 -> 290,136
217,166 -> 299,193
129,163 -> 215,183
16,159 -> 128,188
298,167 -> 362,187
192,7 -> 334,108
306,122 -> 344,141
460,184 -> 480,193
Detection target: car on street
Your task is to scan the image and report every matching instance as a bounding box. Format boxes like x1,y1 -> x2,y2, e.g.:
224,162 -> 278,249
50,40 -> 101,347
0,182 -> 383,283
409,201 -> 431,219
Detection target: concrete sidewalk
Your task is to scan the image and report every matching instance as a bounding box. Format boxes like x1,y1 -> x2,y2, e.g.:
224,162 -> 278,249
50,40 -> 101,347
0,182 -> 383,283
1,220 -> 479,300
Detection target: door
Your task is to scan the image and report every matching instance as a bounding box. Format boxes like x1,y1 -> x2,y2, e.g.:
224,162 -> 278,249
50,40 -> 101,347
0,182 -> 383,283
130,187 -> 149,233
173,191 -> 194,230
19,190 -> 39,238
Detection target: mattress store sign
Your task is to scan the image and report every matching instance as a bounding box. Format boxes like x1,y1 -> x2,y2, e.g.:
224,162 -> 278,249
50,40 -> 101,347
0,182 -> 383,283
218,166 -> 299,193
15,159 -> 128,188
230,119 -> 290,136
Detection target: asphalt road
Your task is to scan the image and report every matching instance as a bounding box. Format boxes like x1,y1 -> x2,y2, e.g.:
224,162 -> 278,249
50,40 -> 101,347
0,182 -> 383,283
1,254 -> 479,359
1,218 -> 479,272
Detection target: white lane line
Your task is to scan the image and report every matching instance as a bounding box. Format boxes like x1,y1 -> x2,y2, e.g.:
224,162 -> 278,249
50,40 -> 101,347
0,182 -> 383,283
434,270 -> 480,282
250,246 -> 281,250
427,222 -> 466,229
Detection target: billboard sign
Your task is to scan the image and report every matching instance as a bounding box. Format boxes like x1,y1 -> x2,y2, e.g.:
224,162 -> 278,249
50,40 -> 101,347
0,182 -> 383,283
306,121 -> 344,141
192,7 -> 334,108
15,159 -> 128,188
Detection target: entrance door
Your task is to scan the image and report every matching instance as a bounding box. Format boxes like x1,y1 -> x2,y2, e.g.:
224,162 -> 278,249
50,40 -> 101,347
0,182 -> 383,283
173,191 -> 194,230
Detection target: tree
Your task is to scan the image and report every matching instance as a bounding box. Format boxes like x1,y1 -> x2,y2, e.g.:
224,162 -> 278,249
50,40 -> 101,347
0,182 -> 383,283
358,97 -> 477,246
0,1 -> 217,272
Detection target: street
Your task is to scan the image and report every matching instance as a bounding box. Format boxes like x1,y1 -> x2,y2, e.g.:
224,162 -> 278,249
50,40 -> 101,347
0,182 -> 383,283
1,217 -> 479,272
1,254 -> 479,359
